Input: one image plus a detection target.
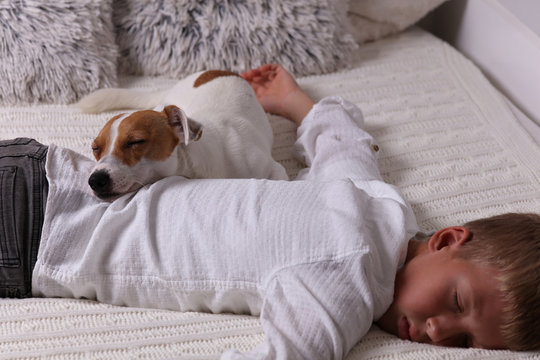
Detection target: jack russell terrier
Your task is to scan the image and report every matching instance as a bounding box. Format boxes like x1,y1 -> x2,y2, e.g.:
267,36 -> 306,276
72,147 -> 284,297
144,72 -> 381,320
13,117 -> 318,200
77,70 -> 288,199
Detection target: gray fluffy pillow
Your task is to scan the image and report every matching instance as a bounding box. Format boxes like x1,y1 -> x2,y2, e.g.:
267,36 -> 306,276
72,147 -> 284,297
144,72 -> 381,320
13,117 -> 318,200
0,0 -> 118,105
114,0 -> 357,78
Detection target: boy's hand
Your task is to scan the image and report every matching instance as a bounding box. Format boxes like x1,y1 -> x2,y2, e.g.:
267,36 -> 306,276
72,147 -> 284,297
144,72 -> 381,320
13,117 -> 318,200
241,64 -> 315,126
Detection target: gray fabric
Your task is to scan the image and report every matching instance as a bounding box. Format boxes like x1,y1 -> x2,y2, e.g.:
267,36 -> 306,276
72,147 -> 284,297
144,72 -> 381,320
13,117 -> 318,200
0,1 -> 118,105
0,138 -> 48,298
114,0 -> 357,78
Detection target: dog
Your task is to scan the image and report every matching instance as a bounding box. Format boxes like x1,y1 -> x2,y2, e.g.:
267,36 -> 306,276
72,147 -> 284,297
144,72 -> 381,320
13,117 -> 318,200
77,70 -> 288,199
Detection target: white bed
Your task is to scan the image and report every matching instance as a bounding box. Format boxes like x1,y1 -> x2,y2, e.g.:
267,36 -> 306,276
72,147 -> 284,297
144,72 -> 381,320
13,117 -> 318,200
1,25 -> 539,358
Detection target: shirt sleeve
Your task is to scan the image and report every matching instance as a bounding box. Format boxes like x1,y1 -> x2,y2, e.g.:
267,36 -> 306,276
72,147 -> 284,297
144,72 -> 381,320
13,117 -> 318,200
294,96 -> 382,182
221,253 -> 379,360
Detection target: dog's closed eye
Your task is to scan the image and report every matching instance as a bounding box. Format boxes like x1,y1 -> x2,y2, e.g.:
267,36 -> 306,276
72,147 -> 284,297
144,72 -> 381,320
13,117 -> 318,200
125,139 -> 146,148
91,141 -> 102,158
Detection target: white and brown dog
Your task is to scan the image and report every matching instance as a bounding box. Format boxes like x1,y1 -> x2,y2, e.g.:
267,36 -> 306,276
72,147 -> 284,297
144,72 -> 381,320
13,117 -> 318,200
77,70 -> 288,199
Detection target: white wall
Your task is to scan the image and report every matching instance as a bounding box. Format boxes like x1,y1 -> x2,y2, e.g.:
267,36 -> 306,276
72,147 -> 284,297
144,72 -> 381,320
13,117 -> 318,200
498,0 -> 540,37
423,0 -> 540,125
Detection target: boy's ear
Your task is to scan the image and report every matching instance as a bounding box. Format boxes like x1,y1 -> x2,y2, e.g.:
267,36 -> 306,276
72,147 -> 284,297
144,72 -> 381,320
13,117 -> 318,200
428,226 -> 470,252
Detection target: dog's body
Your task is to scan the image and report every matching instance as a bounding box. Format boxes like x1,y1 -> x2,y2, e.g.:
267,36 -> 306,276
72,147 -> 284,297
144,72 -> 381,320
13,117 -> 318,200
77,70 -> 288,199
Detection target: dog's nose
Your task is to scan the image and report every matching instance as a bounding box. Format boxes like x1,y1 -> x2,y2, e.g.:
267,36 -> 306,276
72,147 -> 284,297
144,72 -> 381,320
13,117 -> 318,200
88,170 -> 111,193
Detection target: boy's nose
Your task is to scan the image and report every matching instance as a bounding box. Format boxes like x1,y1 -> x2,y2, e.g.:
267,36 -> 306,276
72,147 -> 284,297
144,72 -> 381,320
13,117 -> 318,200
426,315 -> 466,347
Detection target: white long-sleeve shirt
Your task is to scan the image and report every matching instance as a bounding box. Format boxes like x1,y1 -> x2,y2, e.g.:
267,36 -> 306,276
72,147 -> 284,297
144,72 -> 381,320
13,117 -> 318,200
33,97 -> 418,359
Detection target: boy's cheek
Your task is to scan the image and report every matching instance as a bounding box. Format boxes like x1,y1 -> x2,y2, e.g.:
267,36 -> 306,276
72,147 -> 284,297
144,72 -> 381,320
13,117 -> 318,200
376,304 -> 400,336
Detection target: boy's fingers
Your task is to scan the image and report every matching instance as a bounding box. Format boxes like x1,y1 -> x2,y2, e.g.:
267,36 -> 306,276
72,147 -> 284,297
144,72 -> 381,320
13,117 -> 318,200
242,64 -> 279,78
252,75 -> 265,83
241,65 -> 279,93
241,68 -> 262,77
240,69 -> 257,80
258,64 -> 272,72
260,63 -> 279,71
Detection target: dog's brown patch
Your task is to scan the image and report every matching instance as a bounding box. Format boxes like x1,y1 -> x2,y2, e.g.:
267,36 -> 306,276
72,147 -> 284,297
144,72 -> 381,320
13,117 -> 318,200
92,114 -> 124,160
112,110 -> 180,167
193,70 -> 240,88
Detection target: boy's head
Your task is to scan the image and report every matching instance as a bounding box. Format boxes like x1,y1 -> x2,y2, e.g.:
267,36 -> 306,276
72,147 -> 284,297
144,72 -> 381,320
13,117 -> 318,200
377,212 -> 540,351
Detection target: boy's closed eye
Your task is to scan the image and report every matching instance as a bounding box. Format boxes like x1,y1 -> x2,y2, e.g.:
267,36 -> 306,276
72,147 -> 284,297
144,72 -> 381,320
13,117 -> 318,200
452,290 -> 471,347
453,289 -> 462,313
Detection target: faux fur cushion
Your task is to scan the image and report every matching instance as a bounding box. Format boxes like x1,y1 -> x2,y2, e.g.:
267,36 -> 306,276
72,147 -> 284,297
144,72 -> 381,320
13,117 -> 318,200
114,0 -> 357,78
347,0 -> 447,43
0,1 -> 118,105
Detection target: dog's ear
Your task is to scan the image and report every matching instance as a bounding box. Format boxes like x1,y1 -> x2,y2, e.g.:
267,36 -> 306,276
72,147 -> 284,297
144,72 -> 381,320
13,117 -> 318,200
163,105 -> 203,145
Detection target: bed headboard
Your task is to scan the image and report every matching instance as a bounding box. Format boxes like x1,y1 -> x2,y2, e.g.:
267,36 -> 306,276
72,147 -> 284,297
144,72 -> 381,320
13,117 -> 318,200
421,0 -> 540,128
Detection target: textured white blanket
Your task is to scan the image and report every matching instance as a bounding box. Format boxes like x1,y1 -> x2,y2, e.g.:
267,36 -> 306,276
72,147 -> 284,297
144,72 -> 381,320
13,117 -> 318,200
0,28 -> 539,359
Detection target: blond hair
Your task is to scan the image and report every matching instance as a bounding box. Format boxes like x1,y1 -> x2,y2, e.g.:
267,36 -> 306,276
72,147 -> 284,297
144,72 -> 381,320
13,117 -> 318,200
457,213 -> 540,351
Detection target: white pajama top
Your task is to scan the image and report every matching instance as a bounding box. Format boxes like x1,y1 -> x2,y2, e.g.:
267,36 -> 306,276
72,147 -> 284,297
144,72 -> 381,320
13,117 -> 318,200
33,97 -> 419,359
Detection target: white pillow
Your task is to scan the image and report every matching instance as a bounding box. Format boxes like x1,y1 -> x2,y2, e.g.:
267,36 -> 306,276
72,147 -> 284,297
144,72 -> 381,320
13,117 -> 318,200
347,0 -> 447,43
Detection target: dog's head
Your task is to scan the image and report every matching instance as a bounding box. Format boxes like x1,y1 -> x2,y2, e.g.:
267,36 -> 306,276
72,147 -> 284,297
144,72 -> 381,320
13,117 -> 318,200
88,105 -> 202,200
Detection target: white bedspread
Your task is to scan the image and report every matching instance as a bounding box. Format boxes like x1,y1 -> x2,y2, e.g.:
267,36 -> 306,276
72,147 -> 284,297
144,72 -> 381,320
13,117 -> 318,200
1,28 -> 539,359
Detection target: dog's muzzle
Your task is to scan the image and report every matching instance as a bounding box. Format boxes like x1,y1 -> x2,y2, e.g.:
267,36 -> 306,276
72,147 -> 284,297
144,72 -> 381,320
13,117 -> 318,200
88,170 -> 115,199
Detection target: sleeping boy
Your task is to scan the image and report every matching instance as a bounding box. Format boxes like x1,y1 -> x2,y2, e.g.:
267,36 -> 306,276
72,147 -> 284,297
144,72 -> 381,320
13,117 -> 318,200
0,64 -> 539,359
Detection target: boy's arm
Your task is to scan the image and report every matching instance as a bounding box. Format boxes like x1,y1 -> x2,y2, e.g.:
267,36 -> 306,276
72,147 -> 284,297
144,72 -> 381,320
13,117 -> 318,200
222,255 -> 381,360
243,64 -> 381,183
241,64 -> 314,126
294,96 -> 382,182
